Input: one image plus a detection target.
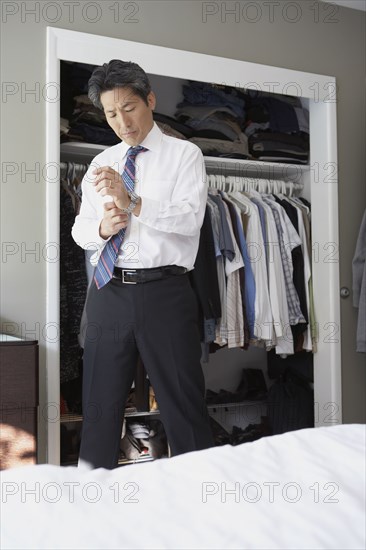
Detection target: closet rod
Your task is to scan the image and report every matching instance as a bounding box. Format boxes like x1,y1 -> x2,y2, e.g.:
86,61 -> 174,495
208,174 -> 303,195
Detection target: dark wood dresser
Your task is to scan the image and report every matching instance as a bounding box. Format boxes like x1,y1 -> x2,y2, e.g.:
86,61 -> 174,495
0,334 -> 39,469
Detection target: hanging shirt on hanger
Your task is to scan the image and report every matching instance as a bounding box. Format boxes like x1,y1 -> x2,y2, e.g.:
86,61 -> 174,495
249,191 -> 294,355
231,192 -> 273,346
352,210 -> 366,353
262,197 -> 306,328
222,202 -> 245,348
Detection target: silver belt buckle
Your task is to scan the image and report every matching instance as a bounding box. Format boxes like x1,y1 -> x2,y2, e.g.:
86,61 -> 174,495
122,269 -> 137,284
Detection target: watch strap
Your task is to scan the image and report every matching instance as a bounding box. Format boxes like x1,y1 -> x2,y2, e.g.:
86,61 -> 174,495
121,194 -> 140,215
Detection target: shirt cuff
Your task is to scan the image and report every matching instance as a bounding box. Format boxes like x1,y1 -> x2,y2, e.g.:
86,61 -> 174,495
87,221 -> 111,249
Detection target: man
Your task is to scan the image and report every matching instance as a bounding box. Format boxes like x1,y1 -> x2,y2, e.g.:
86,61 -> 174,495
72,59 -> 214,469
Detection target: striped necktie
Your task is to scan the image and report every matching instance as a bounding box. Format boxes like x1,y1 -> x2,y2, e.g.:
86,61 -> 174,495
94,145 -> 148,289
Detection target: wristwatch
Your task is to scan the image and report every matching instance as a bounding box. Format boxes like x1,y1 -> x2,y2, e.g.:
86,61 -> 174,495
121,192 -> 141,215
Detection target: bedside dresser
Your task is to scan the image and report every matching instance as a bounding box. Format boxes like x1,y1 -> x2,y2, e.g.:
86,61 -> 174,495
0,334 -> 39,469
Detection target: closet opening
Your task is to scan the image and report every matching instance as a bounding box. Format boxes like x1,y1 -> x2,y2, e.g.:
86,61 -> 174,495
59,59 -> 314,466
46,27 -> 341,465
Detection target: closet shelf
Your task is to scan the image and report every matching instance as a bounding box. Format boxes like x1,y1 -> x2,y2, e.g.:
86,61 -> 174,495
60,409 -> 161,423
118,455 -> 157,466
207,399 -> 268,410
204,156 -> 308,180
60,141 -> 309,180
61,455 -> 157,467
61,399 -> 267,424
60,141 -> 108,162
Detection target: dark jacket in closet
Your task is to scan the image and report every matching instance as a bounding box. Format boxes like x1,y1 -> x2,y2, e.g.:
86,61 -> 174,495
189,207 -> 221,341
275,196 -> 308,346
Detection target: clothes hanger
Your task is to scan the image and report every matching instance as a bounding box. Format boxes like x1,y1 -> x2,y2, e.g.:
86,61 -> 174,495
257,179 -> 266,194
228,176 -> 234,193
214,174 -> 220,190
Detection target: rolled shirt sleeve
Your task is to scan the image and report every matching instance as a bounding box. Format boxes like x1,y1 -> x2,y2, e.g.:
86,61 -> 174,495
71,162 -> 110,253
138,145 -> 207,236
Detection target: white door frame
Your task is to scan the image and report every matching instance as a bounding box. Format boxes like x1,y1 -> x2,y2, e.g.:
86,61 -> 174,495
46,27 -> 341,464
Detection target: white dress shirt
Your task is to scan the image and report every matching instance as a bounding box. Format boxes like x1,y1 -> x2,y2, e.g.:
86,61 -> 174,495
71,123 -> 208,270
221,197 -> 244,348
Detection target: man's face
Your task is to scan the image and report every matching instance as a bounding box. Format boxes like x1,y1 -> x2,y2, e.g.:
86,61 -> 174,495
100,86 -> 156,146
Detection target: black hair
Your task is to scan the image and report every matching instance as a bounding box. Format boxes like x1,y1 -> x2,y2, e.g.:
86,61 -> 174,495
88,59 -> 151,110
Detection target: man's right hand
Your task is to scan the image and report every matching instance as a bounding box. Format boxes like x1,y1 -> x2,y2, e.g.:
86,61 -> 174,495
99,201 -> 129,239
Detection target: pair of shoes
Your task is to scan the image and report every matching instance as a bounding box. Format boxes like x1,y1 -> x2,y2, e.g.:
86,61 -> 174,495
209,417 -> 232,446
231,424 -> 262,445
120,419 -> 168,460
231,417 -> 270,445
235,368 -> 268,400
205,369 -> 268,406
206,388 -> 245,404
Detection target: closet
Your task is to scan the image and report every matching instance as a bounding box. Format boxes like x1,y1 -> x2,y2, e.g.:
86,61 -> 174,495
46,27 -> 342,465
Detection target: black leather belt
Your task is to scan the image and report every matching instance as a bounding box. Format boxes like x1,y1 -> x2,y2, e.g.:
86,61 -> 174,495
112,265 -> 187,284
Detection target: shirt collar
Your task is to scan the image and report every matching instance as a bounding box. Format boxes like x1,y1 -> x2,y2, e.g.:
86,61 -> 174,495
120,122 -> 162,159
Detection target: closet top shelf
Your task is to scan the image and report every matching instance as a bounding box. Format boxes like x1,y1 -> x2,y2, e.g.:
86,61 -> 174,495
60,141 -> 309,179
60,141 -> 108,160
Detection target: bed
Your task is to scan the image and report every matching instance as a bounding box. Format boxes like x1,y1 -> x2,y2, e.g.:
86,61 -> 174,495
1,424 -> 365,550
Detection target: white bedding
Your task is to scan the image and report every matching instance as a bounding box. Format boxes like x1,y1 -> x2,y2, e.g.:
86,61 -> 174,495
1,424 -> 365,550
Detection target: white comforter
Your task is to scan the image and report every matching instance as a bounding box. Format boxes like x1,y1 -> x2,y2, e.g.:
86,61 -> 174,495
1,424 -> 365,550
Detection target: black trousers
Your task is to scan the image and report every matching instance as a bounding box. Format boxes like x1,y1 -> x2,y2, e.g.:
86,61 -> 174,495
79,272 -> 214,469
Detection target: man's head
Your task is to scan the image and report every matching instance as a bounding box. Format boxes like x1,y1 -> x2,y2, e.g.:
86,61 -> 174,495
88,60 -> 156,146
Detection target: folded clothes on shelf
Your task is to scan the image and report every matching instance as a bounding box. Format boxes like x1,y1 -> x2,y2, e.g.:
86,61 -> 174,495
178,81 -> 246,120
188,136 -> 250,158
153,112 -> 194,138
248,130 -> 309,164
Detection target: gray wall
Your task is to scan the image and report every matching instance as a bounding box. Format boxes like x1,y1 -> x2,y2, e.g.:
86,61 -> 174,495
1,1 -> 365,458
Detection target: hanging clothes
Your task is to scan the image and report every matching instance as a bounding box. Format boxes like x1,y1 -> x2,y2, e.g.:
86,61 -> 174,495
249,191 -> 294,355
60,163 -> 89,385
189,207 -> 222,343
191,178 -> 315,357
352,210 -> 366,353
61,166 -> 316,365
